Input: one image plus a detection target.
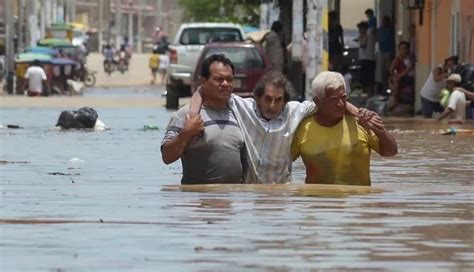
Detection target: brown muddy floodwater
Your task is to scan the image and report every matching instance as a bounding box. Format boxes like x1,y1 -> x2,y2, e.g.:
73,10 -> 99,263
0,103 -> 473,271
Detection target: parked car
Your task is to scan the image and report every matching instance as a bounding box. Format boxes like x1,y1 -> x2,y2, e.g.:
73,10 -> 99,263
166,22 -> 246,108
191,41 -> 273,97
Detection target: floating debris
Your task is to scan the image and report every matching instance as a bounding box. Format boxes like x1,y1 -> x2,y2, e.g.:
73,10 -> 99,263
6,125 -> 23,129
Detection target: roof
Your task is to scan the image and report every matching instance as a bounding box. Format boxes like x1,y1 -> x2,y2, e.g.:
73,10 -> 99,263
179,22 -> 243,29
204,41 -> 260,48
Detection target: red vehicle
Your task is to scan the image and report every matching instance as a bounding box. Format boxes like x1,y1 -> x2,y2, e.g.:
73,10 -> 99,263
191,41 -> 273,97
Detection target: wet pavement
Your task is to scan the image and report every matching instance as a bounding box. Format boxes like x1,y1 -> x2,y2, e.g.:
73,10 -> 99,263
0,88 -> 473,271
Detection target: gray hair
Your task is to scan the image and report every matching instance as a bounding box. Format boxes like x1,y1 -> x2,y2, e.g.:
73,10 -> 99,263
254,71 -> 295,103
311,71 -> 345,99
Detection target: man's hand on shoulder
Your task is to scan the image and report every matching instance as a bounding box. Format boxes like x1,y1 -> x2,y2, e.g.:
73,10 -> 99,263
357,109 -> 398,157
181,113 -> 204,140
357,108 -> 385,134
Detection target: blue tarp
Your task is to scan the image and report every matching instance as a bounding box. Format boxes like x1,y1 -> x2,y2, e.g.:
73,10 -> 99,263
25,46 -> 58,56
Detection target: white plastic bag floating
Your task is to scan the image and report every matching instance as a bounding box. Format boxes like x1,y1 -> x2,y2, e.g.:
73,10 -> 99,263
67,79 -> 85,94
94,119 -> 109,131
69,157 -> 85,163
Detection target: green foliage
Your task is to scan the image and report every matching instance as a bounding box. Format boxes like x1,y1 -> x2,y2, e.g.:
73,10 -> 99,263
178,0 -> 260,26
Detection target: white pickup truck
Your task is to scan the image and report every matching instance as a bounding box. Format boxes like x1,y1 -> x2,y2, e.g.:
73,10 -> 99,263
165,22 -> 246,108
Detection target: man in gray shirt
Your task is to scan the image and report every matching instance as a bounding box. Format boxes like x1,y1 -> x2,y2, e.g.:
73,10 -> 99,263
161,54 -> 245,184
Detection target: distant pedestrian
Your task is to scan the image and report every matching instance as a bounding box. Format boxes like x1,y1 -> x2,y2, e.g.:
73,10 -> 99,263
420,56 -> 457,118
365,8 -> 377,34
22,60 -> 49,97
387,41 -> 415,111
149,49 -> 160,84
328,11 -> 344,72
357,21 -> 376,97
158,52 -> 169,84
264,21 -> 285,72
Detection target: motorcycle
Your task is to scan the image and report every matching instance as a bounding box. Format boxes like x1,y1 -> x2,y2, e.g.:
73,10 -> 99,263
117,51 -> 129,74
103,58 -> 115,76
74,65 -> 97,87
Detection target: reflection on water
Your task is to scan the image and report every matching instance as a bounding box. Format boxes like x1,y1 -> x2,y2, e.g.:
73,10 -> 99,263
0,103 -> 473,270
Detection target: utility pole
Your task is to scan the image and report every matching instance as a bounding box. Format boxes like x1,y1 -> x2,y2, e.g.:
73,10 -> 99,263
306,0 -> 327,100
5,0 -> 15,94
128,1 -> 133,49
45,0 -> 53,34
155,0 -> 162,28
99,0 -> 104,51
17,0 -> 24,52
52,0 -> 58,22
106,0 -> 112,45
137,0 -> 144,53
69,0 -> 76,23
292,0 -> 304,100
40,0 -> 46,39
115,0 -> 122,49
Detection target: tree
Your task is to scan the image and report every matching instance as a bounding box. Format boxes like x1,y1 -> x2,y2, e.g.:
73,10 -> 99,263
178,0 -> 260,26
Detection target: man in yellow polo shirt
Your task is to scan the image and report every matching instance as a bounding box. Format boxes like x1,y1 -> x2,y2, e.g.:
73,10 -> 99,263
291,71 -> 398,186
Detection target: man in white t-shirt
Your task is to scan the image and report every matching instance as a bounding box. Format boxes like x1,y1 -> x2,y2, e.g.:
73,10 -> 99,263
438,74 -> 466,123
420,56 -> 458,118
23,60 -> 48,96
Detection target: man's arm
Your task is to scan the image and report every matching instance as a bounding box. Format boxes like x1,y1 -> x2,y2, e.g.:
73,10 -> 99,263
358,109 -> 397,157
457,87 -> 474,100
161,114 -> 204,164
438,107 -> 454,121
189,86 -> 203,115
432,66 -> 445,82
373,127 -> 398,157
22,70 -> 30,92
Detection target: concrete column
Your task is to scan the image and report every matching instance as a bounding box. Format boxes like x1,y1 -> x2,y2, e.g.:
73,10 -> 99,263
17,0 -> 24,52
292,0 -> 303,60
306,0 -> 327,100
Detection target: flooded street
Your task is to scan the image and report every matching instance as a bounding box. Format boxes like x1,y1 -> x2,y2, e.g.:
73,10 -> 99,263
1,88 -> 473,271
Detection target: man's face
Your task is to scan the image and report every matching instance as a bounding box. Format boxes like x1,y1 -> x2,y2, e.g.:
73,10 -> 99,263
315,86 -> 346,119
445,60 -> 455,71
257,84 -> 286,120
202,62 -> 234,103
398,44 -> 409,57
446,81 -> 456,91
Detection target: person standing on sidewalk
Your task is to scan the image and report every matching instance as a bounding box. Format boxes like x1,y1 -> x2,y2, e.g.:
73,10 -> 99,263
264,21 -> 285,73
149,49 -> 160,84
22,60 -> 49,97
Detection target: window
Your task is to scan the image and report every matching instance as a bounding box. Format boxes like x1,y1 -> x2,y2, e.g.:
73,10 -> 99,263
180,28 -> 243,45
205,47 -> 265,70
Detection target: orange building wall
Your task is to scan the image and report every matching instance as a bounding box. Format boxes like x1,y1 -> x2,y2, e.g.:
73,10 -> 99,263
433,0 -> 452,64
416,2 -> 431,65
460,0 -> 474,62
